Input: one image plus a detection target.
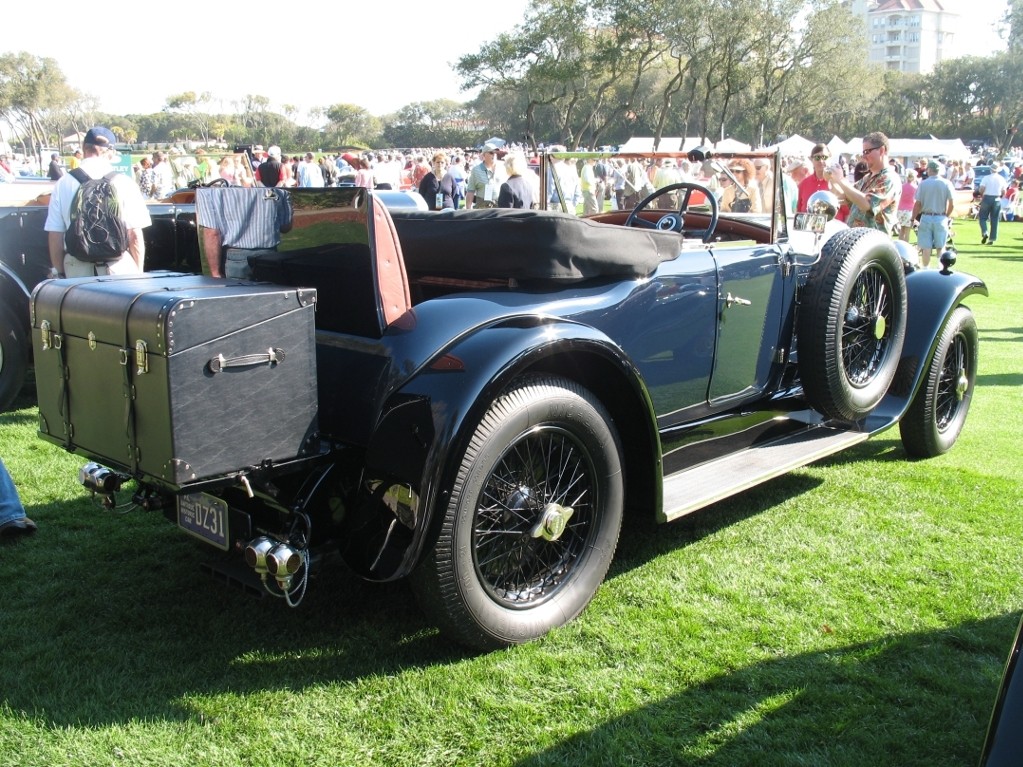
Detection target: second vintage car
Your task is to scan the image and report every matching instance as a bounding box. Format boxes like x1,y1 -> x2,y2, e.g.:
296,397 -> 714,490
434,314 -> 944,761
29,148 -> 985,649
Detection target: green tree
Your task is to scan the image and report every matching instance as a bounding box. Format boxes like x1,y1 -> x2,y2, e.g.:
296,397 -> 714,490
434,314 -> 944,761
744,0 -> 871,143
0,52 -> 79,155
324,103 -> 374,147
459,0 -> 881,148
924,52 -> 1023,148
164,91 -> 215,143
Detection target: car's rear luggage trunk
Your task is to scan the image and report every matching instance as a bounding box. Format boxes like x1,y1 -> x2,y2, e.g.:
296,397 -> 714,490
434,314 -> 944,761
32,273 -> 319,488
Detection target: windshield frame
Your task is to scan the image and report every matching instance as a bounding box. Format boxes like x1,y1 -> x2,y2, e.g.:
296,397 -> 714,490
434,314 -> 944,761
536,149 -> 787,243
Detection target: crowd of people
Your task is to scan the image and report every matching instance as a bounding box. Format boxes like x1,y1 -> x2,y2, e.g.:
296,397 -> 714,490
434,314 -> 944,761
12,130 -> 1023,272
120,135 -> 1020,266
14,137 -> 1023,241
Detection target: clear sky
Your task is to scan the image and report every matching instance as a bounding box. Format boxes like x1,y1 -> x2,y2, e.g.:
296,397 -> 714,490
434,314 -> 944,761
0,0 -> 1008,125
3,0 -> 532,121
941,0 -> 1009,55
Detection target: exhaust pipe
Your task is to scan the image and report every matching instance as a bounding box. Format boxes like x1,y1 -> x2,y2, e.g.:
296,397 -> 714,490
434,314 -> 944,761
244,535 -> 305,592
78,462 -> 130,509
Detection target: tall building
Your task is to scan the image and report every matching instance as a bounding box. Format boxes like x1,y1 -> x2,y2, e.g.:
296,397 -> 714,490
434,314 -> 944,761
855,0 -> 962,73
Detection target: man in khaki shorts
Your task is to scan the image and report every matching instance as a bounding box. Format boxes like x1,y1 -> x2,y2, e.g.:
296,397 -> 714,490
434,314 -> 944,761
44,126 -> 152,278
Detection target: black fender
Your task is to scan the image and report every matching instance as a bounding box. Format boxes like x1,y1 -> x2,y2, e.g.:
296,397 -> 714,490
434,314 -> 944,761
0,262 -> 32,323
867,267 -> 987,431
355,316 -> 661,581
0,265 -> 33,411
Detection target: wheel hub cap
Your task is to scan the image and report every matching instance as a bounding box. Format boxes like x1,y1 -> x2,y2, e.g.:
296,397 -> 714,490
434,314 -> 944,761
530,503 -> 575,542
955,367 -> 969,401
873,315 -> 886,340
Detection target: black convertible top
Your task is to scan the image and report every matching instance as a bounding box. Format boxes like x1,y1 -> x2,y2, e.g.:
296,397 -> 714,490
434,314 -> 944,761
389,208 -> 682,283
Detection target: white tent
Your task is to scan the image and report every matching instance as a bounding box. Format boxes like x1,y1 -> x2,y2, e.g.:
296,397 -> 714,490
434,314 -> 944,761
888,137 -> 970,161
767,134 -> 815,157
823,136 -> 972,161
828,135 -> 852,156
714,137 -> 752,152
617,137 -> 656,153
650,137 -> 684,152
618,137 -> 707,153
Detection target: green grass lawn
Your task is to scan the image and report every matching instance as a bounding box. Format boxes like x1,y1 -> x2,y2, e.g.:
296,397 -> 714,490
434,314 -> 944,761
2,219 -> 1021,766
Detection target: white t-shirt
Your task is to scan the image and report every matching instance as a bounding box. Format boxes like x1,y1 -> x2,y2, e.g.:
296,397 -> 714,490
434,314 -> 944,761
979,172 -> 1008,197
44,156 -> 152,236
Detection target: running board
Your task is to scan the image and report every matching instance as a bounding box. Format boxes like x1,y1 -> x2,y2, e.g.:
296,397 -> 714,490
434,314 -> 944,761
661,427 -> 869,522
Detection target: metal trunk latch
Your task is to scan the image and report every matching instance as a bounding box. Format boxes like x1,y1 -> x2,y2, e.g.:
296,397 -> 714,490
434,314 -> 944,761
39,320 -> 61,351
135,340 -> 149,375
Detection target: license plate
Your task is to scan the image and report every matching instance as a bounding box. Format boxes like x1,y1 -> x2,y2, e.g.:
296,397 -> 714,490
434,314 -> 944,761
178,493 -> 230,550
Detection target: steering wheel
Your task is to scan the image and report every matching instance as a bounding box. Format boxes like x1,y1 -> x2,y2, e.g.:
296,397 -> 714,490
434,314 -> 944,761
624,182 -> 719,243
188,177 -> 230,189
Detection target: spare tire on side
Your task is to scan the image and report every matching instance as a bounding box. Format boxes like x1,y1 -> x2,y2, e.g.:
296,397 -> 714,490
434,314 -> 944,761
797,228 -> 907,422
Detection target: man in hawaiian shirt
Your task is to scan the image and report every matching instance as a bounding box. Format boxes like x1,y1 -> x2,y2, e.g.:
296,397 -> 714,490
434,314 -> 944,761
827,132 -> 900,235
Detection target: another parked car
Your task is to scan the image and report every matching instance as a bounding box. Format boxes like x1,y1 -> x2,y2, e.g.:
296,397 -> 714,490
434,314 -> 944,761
27,149 -> 985,649
980,613 -> 1023,766
0,184 -> 201,411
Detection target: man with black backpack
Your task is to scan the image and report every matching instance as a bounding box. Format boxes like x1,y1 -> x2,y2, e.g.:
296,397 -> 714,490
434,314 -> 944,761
44,126 -> 152,278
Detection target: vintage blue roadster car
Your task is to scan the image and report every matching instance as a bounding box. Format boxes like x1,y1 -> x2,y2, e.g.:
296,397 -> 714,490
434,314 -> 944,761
28,149 -> 986,649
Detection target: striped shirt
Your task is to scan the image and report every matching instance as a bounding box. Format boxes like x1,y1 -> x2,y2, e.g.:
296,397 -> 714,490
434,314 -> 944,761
195,187 -> 293,249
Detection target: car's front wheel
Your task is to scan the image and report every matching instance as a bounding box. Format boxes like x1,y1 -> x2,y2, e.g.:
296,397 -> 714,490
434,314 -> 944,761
412,375 -> 624,650
900,306 -> 978,457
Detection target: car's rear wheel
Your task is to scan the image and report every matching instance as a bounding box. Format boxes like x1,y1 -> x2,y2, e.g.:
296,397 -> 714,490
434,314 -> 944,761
900,306 -> 978,457
798,228 -> 907,421
0,303 -> 29,413
412,375 -> 623,650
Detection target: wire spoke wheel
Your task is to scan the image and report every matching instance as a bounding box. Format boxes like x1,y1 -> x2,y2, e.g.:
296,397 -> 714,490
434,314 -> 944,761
842,263 -> 895,387
473,425 -> 596,608
901,306 -> 978,458
935,331 -> 969,430
412,375 -> 623,649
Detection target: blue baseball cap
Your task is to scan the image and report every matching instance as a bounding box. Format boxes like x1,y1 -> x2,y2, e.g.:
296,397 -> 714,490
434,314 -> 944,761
83,126 -> 116,147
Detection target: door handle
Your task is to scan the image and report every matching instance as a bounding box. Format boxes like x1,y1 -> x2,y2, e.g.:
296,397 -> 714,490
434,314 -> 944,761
724,293 -> 752,308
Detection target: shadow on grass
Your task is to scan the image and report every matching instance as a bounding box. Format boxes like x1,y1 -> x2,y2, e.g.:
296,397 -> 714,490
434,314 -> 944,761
0,408 -> 38,428
0,433 -> 911,732
0,385 -> 993,747
978,371 -> 1023,387
617,471 -> 823,568
978,327 -> 1023,348
613,435 -> 915,581
512,613 -> 1018,767
7,368 -> 37,413
0,495 -> 469,728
